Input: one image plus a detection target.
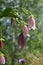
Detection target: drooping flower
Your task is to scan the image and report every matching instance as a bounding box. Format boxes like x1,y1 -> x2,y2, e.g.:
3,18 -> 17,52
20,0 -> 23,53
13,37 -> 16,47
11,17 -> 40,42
22,25 -> 30,37
0,52 -> 5,64
18,33 -> 25,48
0,40 -> 4,49
0,56 -> 5,64
19,58 -> 25,65
28,16 -> 36,30
22,25 -> 28,34
11,18 -> 14,27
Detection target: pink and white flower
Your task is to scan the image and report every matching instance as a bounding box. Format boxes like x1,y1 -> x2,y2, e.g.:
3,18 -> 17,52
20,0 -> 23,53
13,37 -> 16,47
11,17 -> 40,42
22,25 -> 28,34
0,55 -> 5,64
22,25 -> 30,37
28,16 -> 36,30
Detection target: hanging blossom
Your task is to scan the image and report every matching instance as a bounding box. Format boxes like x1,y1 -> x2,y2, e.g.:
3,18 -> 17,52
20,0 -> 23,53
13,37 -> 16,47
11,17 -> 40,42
19,58 -> 25,65
22,25 -> 28,34
11,18 -> 14,27
22,25 -> 30,37
0,40 -> 3,48
0,52 -> 5,64
18,33 -> 25,48
28,16 -> 36,30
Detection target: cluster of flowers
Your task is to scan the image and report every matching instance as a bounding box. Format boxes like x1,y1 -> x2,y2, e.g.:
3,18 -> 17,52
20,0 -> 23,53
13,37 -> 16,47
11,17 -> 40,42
11,16 -> 36,64
0,39 -> 5,64
11,16 -> 36,48
18,16 -> 36,48
0,15 -> 36,64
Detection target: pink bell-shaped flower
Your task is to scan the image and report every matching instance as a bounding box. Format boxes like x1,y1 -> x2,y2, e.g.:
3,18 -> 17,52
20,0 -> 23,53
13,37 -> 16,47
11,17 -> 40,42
22,25 -> 30,37
18,33 -> 25,48
22,25 -> 28,34
0,53 -> 5,64
0,56 -> 5,64
28,16 -> 36,30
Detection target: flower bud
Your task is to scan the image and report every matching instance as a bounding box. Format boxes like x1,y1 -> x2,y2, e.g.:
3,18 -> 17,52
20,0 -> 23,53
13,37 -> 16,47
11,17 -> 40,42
0,40 -> 3,49
28,16 -> 36,30
11,18 -> 14,27
18,33 -> 25,48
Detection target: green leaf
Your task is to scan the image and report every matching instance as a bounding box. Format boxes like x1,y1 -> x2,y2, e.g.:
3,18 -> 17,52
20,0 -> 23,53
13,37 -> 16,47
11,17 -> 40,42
0,7 -> 20,19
